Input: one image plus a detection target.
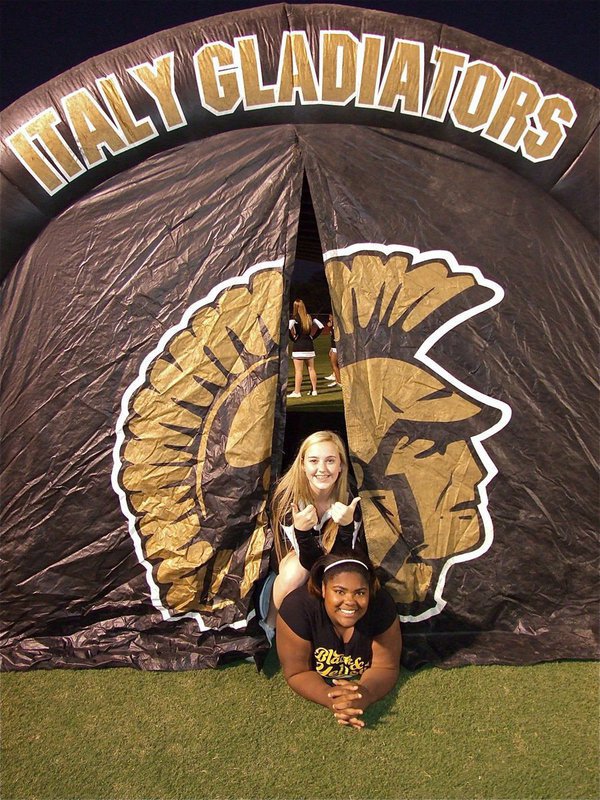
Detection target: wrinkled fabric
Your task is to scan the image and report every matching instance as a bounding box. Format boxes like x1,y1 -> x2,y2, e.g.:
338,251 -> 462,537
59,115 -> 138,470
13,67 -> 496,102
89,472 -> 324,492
2,123 -> 598,671
302,124 -> 598,667
1,3 -> 598,671
1,127 -> 302,669
2,4 -> 598,274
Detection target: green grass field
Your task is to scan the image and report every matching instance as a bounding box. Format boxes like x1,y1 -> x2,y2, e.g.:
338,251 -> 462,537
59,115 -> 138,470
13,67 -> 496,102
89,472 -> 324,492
1,654 -> 598,800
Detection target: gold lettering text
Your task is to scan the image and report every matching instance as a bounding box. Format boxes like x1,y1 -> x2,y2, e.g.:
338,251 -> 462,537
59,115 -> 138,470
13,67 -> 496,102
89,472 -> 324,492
451,61 -> 503,130
378,39 -> 423,115
320,31 -> 358,104
424,47 -> 468,121
357,34 -> 384,106
128,53 -> 187,130
236,35 -> 276,108
522,94 -> 577,161
194,42 -> 241,115
277,31 -> 319,104
6,108 -> 84,193
62,88 -> 130,167
97,74 -> 157,145
484,73 -> 542,149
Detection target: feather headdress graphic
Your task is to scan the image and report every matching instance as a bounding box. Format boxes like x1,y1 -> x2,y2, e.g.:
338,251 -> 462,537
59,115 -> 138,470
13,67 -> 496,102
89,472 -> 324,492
112,263 -> 283,630
112,245 -> 510,628
325,245 -> 512,622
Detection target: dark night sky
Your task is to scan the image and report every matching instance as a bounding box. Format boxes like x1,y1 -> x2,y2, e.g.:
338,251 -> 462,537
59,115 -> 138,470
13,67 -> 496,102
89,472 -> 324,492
1,0 -> 598,110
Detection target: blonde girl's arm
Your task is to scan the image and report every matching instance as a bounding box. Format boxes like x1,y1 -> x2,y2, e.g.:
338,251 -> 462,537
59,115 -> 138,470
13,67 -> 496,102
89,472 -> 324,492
328,496 -> 363,552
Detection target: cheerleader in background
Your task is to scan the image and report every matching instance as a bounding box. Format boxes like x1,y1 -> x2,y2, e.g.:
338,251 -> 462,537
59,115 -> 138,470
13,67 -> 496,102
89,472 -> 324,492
288,299 -> 324,397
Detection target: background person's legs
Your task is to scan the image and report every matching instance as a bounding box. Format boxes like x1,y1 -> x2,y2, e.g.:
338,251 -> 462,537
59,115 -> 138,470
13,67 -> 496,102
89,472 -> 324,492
328,349 -> 341,385
307,357 -> 317,394
292,358 -> 304,394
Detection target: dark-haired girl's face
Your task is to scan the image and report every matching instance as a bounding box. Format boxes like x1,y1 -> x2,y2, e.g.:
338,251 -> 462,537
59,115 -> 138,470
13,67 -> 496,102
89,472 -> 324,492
323,570 -> 370,630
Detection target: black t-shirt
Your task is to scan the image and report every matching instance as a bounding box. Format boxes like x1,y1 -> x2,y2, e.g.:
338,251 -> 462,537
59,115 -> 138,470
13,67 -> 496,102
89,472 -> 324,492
279,584 -> 397,679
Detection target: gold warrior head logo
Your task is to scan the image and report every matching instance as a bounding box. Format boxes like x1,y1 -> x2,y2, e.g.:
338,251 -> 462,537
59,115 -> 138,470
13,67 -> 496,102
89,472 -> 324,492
112,265 -> 284,630
325,246 -> 512,622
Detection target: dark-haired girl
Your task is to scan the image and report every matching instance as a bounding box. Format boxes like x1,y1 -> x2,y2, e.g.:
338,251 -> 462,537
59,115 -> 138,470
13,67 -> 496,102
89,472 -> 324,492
276,554 -> 401,729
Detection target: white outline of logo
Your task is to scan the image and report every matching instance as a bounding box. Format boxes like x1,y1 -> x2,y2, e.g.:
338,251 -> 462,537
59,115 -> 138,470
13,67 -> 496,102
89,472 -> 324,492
323,243 -> 513,623
112,246 -> 511,629
111,260 -> 284,631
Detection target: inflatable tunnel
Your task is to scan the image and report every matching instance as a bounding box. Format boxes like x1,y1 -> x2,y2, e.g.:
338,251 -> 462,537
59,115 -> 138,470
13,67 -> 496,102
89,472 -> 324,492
1,4 -> 598,669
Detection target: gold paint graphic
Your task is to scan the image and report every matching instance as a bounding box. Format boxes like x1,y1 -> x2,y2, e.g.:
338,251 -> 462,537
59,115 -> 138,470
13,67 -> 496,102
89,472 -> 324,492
118,269 -> 282,621
326,251 -> 500,609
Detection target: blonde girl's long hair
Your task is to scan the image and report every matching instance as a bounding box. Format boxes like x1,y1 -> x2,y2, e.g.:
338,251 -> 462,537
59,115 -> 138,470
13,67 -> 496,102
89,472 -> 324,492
293,299 -> 312,335
271,430 -> 349,562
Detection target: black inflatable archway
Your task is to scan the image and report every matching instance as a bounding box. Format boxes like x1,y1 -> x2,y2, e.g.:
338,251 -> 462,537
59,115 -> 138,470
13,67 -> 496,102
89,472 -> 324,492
2,2 -> 598,273
1,4 -> 598,670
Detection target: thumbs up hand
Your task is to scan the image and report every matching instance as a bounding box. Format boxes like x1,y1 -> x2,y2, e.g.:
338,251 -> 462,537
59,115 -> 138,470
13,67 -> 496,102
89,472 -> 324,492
291,502 -> 319,531
329,496 -> 361,527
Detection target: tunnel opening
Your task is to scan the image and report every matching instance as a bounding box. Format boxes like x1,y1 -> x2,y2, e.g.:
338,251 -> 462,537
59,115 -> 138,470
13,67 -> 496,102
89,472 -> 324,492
281,174 -> 348,472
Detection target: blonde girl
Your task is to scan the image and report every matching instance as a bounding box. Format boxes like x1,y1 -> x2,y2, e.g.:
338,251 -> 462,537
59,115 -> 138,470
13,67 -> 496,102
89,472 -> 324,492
261,431 -> 364,634
288,299 -> 323,397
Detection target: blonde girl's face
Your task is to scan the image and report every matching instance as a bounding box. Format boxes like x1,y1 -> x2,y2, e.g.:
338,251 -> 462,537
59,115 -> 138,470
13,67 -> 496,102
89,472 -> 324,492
302,441 -> 342,498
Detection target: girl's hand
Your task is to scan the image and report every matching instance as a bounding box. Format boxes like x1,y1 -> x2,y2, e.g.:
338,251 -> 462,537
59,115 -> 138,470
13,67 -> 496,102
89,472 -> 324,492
291,502 -> 318,531
328,680 -> 366,729
329,496 -> 361,527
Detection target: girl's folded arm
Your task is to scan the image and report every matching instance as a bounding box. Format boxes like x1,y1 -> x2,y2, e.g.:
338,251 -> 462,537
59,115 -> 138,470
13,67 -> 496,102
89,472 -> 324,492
276,616 -> 332,708
357,618 -> 402,705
